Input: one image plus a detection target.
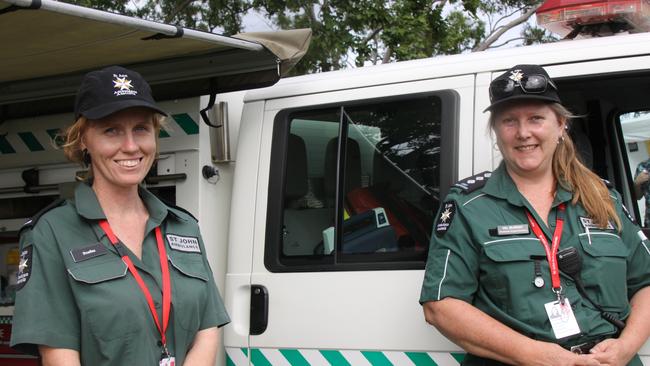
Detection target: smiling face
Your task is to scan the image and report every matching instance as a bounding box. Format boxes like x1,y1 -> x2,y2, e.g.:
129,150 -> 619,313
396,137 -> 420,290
492,101 -> 566,179
81,107 -> 157,191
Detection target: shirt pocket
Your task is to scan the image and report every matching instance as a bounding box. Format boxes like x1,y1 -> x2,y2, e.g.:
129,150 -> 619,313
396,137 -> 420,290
167,252 -> 210,332
578,232 -> 629,312
483,238 -> 546,319
67,258 -> 140,341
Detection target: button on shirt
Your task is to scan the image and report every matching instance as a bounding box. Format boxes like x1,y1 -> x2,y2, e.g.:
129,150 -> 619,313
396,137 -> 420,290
420,163 -> 650,365
11,183 -> 230,366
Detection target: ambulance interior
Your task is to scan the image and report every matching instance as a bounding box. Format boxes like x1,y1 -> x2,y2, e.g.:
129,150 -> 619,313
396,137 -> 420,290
556,70 -> 650,230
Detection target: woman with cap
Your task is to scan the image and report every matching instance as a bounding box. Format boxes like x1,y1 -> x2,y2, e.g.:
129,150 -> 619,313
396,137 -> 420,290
420,64 -> 650,365
10,66 -> 230,366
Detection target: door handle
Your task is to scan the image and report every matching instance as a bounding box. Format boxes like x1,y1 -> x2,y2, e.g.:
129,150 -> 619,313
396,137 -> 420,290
250,284 -> 268,335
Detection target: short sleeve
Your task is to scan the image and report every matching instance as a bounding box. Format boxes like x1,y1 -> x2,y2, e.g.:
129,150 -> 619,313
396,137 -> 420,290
11,218 -> 80,354
420,195 -> 480,304
197,235 -> 230,329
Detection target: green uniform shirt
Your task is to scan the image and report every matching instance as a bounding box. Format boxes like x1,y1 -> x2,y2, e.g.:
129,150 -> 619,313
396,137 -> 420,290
11,183 -> 230,366
420,163 -> 650,366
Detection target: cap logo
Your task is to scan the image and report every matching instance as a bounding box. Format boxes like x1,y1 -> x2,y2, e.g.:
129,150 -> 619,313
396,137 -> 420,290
508,69 -> 524,83
112,73 -> 138,97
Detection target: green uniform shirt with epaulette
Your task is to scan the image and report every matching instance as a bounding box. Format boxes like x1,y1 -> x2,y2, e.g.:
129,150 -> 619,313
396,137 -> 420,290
10,182 -> 230,366
420,163 -> 650,366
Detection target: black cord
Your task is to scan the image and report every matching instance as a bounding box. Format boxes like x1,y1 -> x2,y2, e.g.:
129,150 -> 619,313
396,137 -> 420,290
573,277 -> 626,331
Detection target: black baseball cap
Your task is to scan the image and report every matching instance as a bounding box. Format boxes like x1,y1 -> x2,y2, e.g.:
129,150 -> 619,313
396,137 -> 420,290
74,65 -> 167,119
484,64 -> 561,112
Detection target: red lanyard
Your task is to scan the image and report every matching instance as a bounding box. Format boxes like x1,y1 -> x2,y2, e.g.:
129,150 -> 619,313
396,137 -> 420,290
525,203 -> 566,292
98,220 -> 172,352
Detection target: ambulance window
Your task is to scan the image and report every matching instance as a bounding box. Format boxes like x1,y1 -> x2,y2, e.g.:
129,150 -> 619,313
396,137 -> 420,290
268,93 -> 450,271
620,110 -> 650,227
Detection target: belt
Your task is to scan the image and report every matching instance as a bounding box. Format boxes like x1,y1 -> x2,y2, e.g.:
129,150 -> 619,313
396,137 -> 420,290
564,336 -> 611,354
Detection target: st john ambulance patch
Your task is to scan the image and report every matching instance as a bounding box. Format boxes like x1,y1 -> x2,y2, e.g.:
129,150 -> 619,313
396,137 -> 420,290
16,245 -> 33,291
436,201 -> 456,236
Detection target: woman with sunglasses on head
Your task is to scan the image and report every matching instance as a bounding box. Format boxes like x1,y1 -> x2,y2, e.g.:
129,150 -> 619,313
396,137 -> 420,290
420,64 -> 650,366
10,66 -> 230,366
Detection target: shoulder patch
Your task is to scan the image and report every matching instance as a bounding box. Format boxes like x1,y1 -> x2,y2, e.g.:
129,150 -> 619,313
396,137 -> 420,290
16,245 -> 33,291
435,201 -> 457,236
454,171 -> 492,193
20,197 -> 67,233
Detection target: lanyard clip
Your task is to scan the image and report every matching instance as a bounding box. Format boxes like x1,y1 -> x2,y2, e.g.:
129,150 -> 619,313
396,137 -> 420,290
161,343 -> 171,359
553,286 -> 565,304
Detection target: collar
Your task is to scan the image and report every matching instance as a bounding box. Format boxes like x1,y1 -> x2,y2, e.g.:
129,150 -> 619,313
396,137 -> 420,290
482,162 -> 573,208
74,182 -> 170,226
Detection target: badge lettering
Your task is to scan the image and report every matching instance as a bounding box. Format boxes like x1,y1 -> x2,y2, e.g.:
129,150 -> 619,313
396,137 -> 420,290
166,234 -> 201,253
70,243 -> 108,263
579,216 -> 614,231
16,246 -> 33,291
496,224 -> 530,236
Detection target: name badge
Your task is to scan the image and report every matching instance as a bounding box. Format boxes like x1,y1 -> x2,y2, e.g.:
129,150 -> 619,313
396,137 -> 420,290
544,298 -> 581,339
496,224 -> 529,236
70,243 -> 108,263
580,216 -> 614,231
166,234 -> 201,253
160,356 -> 175,366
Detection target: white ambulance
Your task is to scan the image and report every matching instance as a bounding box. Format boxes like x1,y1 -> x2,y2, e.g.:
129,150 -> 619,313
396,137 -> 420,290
2,0 -> 650,365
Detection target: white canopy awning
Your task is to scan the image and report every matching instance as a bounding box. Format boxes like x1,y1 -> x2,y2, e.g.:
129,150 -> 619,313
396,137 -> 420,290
621,114 -> 650,142
0,0 -> 310,119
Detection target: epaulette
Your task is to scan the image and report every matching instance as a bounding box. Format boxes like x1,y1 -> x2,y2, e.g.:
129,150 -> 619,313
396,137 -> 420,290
601,178 -> 614,188
160,197 -> 198,222
453,171 -> 492,193
19,197 -> 67,233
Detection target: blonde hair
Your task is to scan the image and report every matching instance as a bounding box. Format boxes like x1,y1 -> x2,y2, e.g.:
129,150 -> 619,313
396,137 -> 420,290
489,102 -> 621,230
60,111 -> 166,179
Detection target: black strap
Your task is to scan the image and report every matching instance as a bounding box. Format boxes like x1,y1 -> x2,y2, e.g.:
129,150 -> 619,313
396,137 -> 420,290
199,79 -> 222,128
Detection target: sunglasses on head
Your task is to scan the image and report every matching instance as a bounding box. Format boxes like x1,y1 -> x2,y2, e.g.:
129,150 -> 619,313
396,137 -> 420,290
489,74 -> 558,101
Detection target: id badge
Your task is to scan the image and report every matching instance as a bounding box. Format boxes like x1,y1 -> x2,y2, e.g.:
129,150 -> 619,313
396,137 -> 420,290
544,298 -> 581,339
160,356 -> 175,366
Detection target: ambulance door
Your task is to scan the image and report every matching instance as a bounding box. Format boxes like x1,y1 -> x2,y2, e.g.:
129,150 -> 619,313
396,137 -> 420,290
230,75 -> 475,365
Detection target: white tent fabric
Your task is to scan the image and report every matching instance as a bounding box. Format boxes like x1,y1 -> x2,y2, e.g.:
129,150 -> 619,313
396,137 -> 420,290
621,114 -> 650,142
0,0 -> 310,119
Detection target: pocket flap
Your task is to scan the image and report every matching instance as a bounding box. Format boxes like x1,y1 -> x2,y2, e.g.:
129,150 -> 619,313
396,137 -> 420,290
68,259 -> 128,284
579,233 -> 628,257
485,238 -> 545,262
167,255 -> 209,282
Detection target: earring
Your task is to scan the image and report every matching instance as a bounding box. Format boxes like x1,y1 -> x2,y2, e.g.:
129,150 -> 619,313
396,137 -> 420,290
82,149 -> 91,167
558,135 -> 565,144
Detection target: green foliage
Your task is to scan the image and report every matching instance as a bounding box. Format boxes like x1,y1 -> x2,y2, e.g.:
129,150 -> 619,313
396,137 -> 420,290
63,0 -> 550,74
522,23 -> 559,45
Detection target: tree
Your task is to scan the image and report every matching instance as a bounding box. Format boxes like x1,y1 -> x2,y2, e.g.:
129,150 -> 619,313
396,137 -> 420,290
63,0 -> 558,74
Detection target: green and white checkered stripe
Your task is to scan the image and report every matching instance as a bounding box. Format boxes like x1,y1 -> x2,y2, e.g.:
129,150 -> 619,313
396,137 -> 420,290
0,129 -> 60,154
0,113 -> 199,154
226,348 -> 466,366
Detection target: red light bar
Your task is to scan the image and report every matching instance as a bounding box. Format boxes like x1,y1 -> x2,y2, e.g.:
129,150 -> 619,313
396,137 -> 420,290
536,0 -> 650,37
